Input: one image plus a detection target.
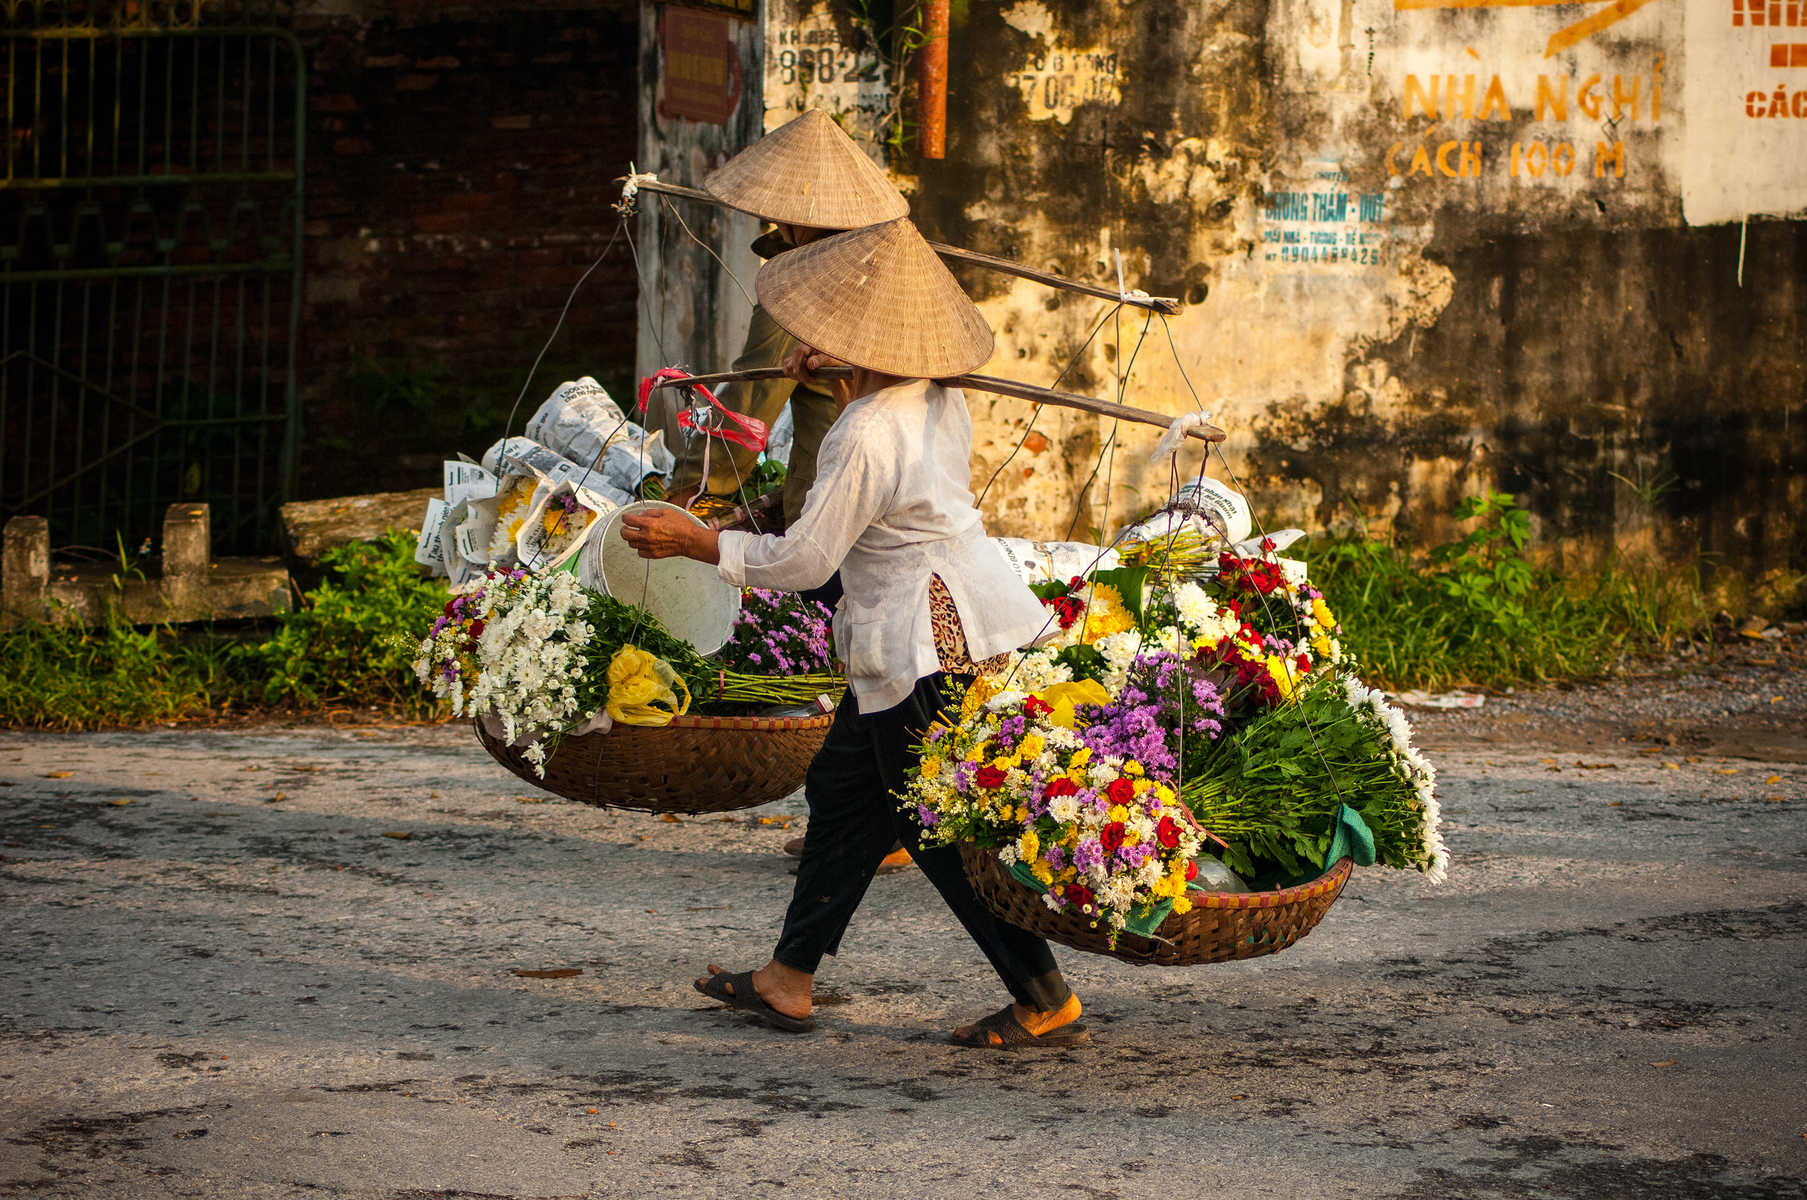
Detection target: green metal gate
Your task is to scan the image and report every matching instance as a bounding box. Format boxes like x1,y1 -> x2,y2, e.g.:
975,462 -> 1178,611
1,0 -> 304,555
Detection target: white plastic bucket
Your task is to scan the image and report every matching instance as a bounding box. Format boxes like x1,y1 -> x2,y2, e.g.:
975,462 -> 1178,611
585,501 -> 738,655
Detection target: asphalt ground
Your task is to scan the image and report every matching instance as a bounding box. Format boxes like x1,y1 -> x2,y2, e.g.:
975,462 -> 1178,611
1,690 -> 1804,1198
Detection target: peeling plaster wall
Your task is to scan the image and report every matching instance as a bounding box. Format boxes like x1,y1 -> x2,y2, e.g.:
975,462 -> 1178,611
741,0 -> 1805,593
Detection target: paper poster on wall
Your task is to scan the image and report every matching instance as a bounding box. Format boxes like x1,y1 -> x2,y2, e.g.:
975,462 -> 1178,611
1682,0 -> 1807,224
657,6 -> 744,126
1261,162 -> 1391,270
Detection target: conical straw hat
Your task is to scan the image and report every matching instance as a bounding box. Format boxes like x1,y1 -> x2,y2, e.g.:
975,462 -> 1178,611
704,108 -> 909,229
756,217 -> 995,378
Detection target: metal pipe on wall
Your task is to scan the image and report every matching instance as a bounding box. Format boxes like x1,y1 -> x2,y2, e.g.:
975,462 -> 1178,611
917,0 -> 950,159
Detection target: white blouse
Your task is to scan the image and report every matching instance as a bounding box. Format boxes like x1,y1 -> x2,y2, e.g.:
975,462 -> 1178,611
716,379 -> 1048,713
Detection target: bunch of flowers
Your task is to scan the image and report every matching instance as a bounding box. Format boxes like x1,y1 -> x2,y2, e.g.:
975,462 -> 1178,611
906,518 -> 1445,920
1071,648 -> 1226,780
716,588 -> 835,678
415,576 -> 847,774
413,568 -> 592,771
907,684 -> 1209,938
486,477 -> 538,563
1180,671 -> 1448,882
535,490 -> 599,562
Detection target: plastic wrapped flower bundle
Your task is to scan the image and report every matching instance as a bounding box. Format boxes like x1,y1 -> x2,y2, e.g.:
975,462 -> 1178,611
415,571 -> 844,775
906,541 -> 1444,937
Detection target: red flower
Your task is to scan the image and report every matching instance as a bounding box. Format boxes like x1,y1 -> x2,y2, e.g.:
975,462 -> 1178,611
974,766 -> 1007,789
1104,777 -> 1135,805
1260,537 -> 1277,552
467,619 -> 485,638
1063,883 -> 1094,909
1156,816 -> 1181,849
1042,777 -> 1078,800
1184,859 -> 1199,882
1023,695 -> 1053,718
1100,822 -> 1126,852
1295,653 -> 1311,672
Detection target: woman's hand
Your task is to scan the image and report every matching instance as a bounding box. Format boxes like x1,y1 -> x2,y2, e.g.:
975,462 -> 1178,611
618,508 -> 719,564
782,344 -> 856,407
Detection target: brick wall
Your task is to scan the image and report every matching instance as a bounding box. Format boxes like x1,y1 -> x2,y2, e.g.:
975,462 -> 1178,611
294,3 -> 640,501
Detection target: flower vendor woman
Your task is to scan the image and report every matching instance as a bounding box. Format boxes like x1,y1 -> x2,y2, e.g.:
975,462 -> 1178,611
664,107 -> 909,528
619,216 -> 1087,1049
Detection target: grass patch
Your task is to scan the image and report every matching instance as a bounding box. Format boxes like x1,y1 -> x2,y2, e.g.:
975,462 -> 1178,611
0,496 -> 1724,727
1299,491 -> 1713,692
0,532 -> 446,731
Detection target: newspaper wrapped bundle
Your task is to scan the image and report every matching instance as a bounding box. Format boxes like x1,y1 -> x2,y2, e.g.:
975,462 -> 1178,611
415,377 -> 675,583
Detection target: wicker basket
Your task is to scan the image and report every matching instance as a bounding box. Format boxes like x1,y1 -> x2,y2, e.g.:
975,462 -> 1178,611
957,842 -> 1352,966
475,711 -> 832,814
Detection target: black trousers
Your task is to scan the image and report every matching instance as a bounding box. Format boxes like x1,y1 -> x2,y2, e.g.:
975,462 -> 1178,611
773,673 -> 1072,1012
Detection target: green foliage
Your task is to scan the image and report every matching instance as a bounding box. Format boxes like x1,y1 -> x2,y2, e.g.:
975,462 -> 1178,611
0,532 -> 447,730
244,531 -> 446,712
0,611 -> 215,730
1300,491 -> 1711,691
1182,674 -> 1431,882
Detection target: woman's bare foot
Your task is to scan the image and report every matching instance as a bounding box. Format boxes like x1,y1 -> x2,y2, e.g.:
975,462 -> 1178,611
694,960 -> 813,1021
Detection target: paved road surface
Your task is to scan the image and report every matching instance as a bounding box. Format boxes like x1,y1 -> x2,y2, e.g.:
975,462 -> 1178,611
1,720 -> 1803,1198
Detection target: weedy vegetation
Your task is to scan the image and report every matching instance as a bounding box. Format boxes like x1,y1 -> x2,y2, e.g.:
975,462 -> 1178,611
1299,491 -> 1713,691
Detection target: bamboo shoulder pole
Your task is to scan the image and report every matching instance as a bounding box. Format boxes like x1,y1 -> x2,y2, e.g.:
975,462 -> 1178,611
621,176 -> 1182,316
650,367 -> 1226,443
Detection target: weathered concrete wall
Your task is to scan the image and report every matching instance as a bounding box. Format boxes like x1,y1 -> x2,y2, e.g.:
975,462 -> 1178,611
730,0 -> 1806,601
632,1 -> 766,450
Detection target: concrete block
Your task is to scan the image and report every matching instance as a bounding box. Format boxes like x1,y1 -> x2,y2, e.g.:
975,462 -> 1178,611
2,515 -> 50,629
160,504 -> 211,612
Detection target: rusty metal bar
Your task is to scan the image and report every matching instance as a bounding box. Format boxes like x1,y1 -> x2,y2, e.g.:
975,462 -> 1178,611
917,0 -> 949,159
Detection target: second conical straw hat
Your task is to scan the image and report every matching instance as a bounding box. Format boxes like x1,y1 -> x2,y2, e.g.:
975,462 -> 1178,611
704,108 -> 909,229
756,217 -> 995,378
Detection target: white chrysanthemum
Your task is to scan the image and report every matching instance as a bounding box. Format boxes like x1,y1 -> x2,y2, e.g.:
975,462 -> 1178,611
985,689 -> 1027,713
1049,794 -> 1081,823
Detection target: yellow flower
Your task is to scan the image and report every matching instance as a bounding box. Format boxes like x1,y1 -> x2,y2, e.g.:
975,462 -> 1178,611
1122,760 -> 1144,777
1153,783 -> 1175,804
1079,583 -> 1135,644
1311,596 -> 1337,629
1172,895 -> 1193,916
1018,733 -> 1045,760
960,678 -> 997,722
1031,860 -> 1054,885
1068,747 -> 1093,769
1017,829 -> 1040,861
1265,655 -> 1299,702
921,757 -> 944,780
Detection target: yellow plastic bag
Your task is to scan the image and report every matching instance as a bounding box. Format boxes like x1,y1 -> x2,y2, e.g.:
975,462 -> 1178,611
1034,679 -> 1113,729
605,645 -> 691,727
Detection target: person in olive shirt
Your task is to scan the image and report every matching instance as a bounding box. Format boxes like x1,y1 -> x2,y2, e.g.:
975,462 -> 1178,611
667,108 -> 909,529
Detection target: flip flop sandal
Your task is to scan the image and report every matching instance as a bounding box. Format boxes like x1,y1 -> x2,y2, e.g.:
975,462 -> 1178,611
949,1005 -> 1090,1050
695,970 -> 816,1033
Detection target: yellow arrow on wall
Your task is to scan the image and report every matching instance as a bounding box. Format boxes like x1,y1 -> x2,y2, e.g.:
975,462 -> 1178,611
1392,0 -> 1664,58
